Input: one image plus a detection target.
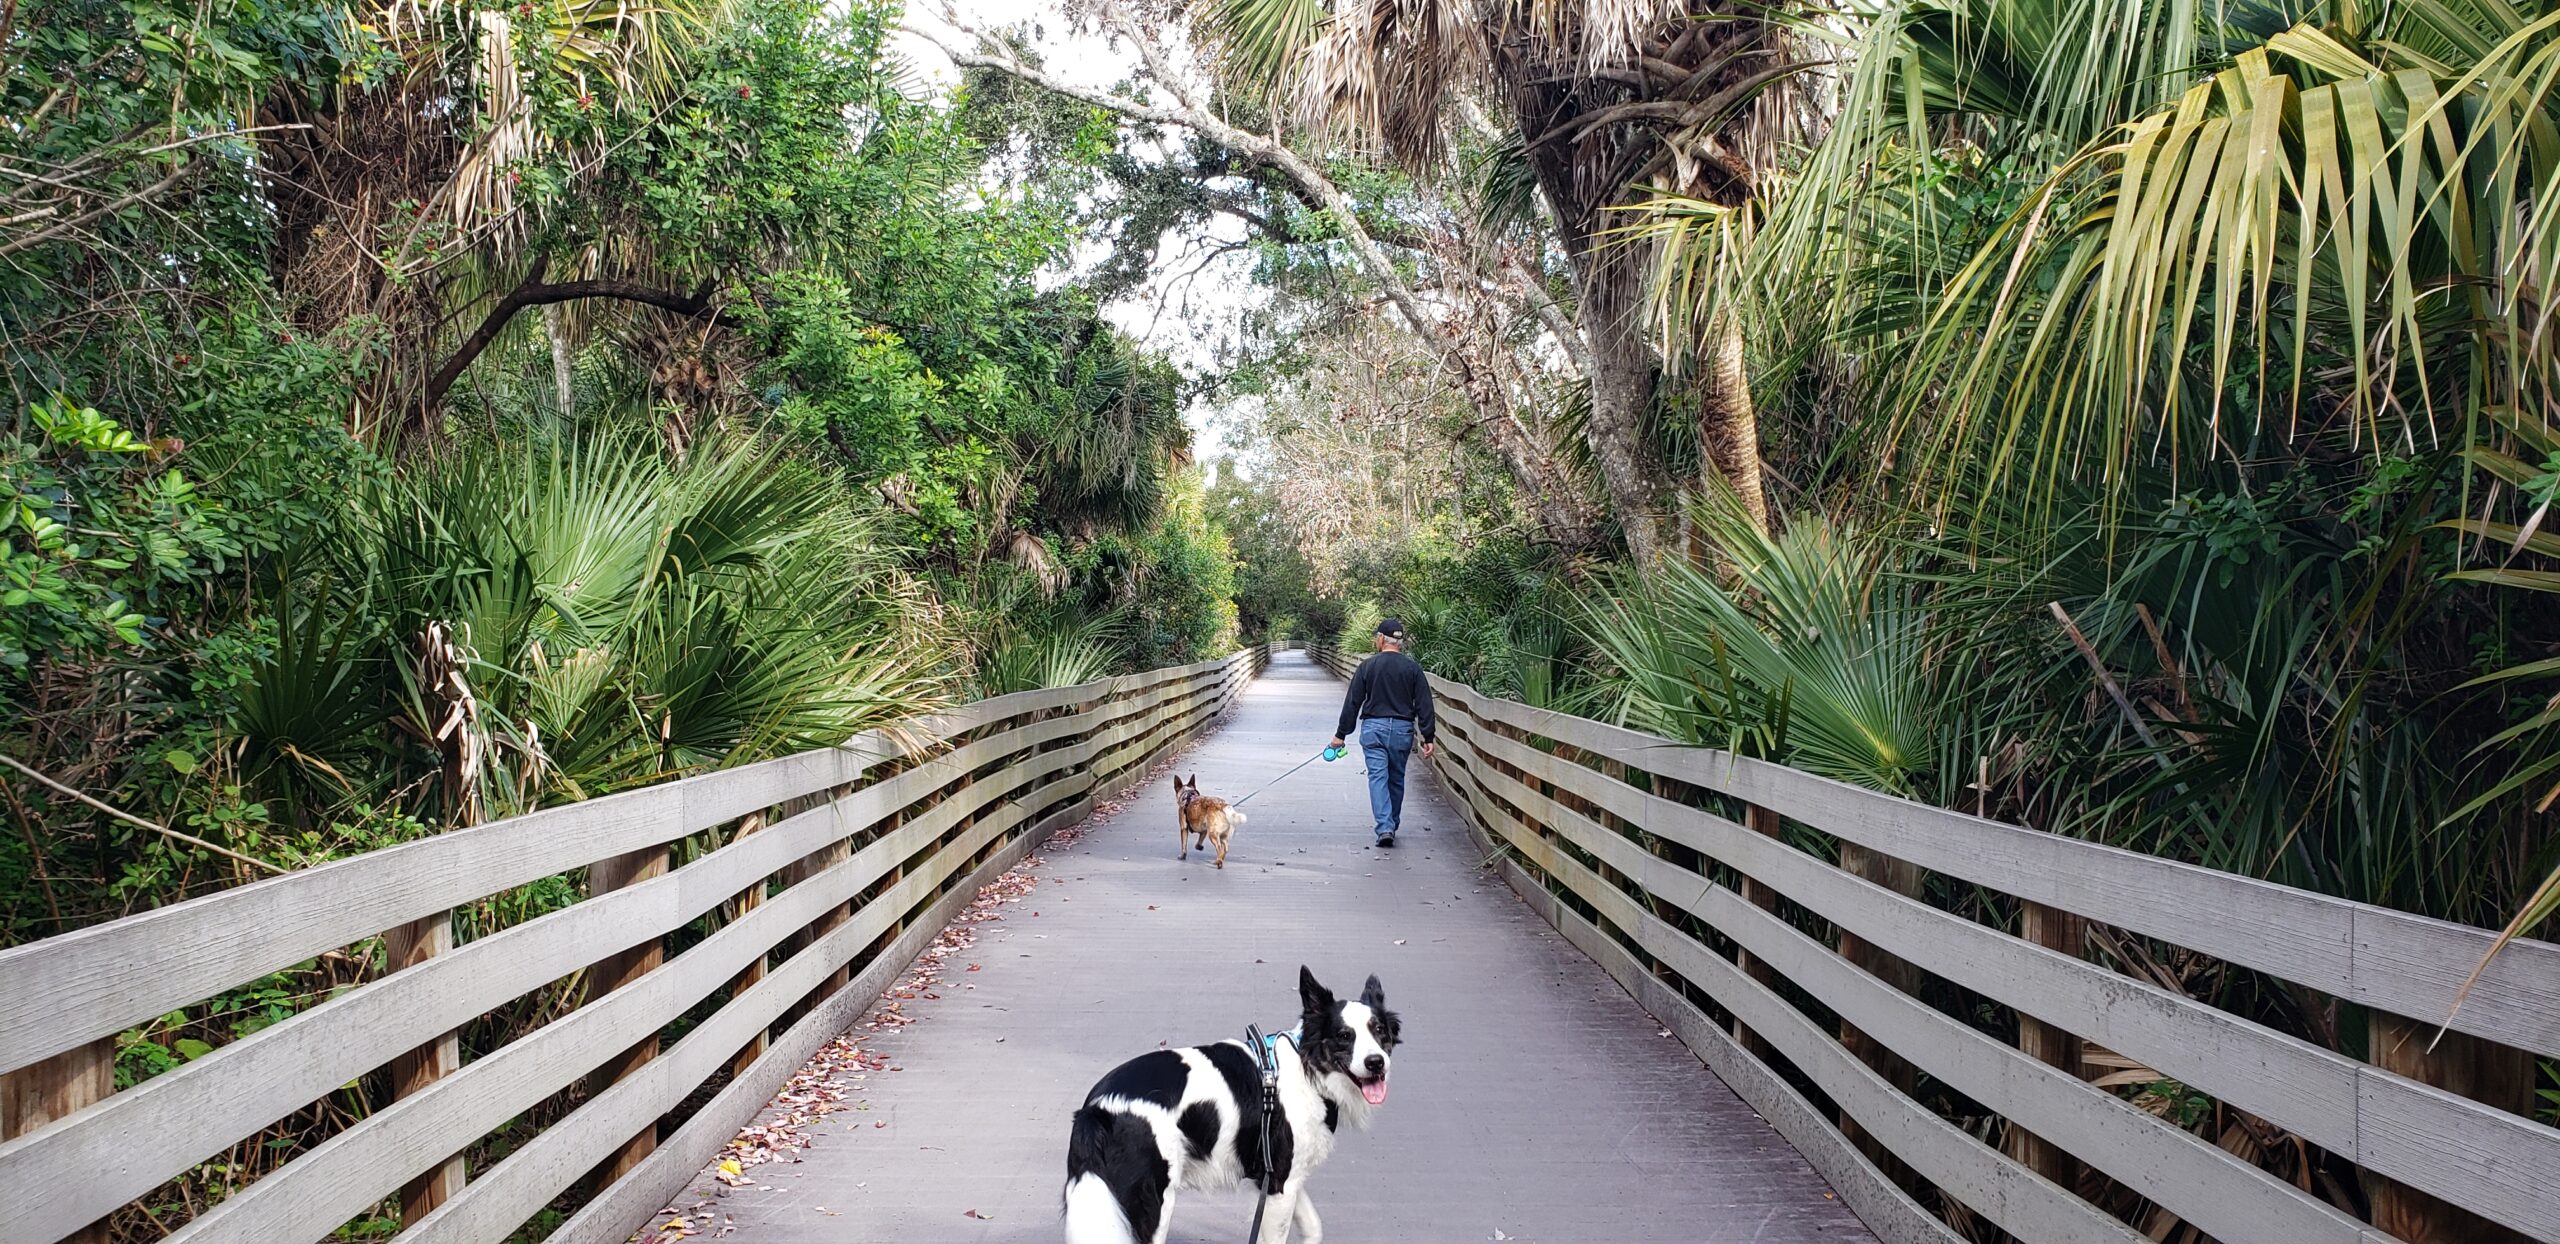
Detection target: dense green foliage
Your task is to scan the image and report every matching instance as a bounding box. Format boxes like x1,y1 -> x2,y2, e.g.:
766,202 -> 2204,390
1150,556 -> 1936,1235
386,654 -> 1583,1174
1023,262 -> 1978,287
0,2 -> 1245,1227
1,0 -> 1245,946
11,0 -> 2558,1232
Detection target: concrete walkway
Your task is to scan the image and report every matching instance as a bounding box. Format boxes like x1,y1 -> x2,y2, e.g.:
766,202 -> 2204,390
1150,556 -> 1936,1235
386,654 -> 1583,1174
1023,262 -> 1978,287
679,651 -> 1875,1244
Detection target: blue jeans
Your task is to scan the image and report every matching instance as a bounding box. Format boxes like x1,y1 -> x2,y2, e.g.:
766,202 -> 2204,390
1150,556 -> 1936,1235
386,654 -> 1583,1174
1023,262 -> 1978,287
1359,718 -> 1414,840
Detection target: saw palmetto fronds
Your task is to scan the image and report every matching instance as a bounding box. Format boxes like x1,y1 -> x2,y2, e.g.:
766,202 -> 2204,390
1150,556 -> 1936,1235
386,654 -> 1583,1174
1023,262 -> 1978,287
1582,486 -> 1936,794
1897,14 -> 2560,508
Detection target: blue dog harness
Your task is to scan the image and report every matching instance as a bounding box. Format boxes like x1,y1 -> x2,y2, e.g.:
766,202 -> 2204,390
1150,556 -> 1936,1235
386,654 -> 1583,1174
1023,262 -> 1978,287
1256,1024 -> 1301,1064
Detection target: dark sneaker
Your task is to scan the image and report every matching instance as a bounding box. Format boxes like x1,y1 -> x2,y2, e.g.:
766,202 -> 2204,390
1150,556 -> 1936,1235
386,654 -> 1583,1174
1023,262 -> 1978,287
1375,833 -> 1397,848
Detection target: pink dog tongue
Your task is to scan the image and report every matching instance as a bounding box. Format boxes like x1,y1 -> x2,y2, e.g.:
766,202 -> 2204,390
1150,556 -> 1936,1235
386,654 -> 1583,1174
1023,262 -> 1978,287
1360,1080 -> 1388,1106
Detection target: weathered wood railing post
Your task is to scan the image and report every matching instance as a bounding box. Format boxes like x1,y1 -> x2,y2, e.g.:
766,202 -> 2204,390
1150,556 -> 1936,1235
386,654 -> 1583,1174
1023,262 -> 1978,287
2,1038 -> 114,1244
877,804 -> 909,942
2005,900 -> 2085,1187
1731,803 -> 1783,1060
951,762 -> 977,882
873,758 -> 935,954
585,842 -> 670,1187
724,811 -> 771,1078
813,783 -> 858,995
382,910 -> 466,1222
2366,1013 -> 2535,1244
1833,843 -> 1921,1180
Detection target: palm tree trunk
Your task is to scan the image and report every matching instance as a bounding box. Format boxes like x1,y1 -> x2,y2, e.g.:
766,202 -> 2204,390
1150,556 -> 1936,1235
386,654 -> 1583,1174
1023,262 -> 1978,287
1697,310 -> 1769,532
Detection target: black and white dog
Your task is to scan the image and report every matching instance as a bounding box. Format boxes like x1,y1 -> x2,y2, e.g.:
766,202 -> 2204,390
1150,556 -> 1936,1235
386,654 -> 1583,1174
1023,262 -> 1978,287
1062,967 -> 1401,1244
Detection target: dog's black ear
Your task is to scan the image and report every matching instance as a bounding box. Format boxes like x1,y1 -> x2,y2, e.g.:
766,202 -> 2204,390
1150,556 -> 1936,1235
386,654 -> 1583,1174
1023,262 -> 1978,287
1361,975 -> 1400,1044
1298,965 -> 1335,1017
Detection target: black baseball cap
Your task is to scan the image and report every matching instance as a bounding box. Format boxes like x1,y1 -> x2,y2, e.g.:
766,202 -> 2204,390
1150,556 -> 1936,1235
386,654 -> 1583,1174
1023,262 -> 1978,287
1376,617 -> 1406,637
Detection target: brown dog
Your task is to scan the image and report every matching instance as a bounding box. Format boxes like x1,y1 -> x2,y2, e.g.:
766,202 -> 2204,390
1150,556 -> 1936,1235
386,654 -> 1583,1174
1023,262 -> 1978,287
1173,774 -> 1245,869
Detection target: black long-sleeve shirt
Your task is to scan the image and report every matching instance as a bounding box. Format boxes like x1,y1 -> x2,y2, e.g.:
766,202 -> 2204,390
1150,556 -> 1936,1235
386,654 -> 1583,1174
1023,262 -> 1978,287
1337,650 -> 1436,742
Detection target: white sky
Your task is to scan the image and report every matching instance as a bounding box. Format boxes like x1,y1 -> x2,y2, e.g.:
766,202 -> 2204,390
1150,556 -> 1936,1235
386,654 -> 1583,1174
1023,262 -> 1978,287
893,3 -> 1266,469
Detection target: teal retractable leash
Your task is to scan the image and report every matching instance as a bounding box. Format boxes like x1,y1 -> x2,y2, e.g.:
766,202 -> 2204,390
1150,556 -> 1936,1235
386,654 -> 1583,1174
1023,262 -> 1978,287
1227,746 -> 1344,809
1240,1023 -> 1296,1242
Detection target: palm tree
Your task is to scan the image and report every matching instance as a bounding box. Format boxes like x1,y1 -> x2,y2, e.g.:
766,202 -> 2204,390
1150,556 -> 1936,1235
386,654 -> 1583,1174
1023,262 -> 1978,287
1206,0 -> 1825,559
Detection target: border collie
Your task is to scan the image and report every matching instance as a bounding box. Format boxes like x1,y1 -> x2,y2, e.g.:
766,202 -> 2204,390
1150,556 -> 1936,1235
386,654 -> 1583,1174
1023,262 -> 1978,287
1062,967 -> 1402,1244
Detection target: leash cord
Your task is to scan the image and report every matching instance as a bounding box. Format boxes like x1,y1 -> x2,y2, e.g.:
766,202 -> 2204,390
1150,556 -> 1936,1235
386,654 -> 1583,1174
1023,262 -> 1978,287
1242,1024 -> 1287,1243
1226,749 -> 1330,808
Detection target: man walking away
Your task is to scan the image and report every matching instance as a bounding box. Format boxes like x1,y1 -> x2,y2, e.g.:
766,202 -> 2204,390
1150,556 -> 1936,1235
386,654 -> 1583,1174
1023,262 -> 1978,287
1329,618 -> 1436,848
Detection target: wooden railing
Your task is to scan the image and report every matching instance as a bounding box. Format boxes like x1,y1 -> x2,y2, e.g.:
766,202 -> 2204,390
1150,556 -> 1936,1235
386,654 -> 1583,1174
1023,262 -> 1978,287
0,646 -> 1268,1244
1314,645 -> 2560,1244
1304,639 -> 1358,679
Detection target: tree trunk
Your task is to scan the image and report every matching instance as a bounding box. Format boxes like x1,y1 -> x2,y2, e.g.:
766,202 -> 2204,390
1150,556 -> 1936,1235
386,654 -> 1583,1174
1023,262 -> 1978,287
1577,246 -> 1673,565
544,302 -> 576,417
1500,75 -> 1677,565
1697,310 -> 1769,532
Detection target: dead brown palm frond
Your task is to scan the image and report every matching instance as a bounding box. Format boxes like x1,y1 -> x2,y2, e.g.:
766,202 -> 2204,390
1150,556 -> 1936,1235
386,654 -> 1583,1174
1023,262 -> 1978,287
450,11 -> 538,239
995,529 -> 1070,598
376,0 -> 732,258
1295,0 -> 1473,169
1507,0 -> 1681,73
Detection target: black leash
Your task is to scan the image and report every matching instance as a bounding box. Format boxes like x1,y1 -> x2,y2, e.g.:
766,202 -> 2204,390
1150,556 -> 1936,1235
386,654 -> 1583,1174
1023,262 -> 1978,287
1241,1023 -> 1290,1241
1227,749 -> 1331,809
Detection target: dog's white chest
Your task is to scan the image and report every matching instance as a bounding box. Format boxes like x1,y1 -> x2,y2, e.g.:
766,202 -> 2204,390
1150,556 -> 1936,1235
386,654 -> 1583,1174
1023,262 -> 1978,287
1276,1054 -> 1341,1168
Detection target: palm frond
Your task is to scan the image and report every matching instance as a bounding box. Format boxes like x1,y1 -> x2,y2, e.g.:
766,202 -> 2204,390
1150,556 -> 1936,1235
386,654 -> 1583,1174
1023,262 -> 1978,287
1580,488 -> 1935,793
1294,0 -> 1470,169
1897,28 -> 2560,512
1206,0 -> 1330,89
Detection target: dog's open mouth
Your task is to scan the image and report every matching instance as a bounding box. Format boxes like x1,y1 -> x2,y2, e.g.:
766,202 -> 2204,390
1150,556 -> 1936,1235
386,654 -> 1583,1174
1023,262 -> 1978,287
1355,1074 -> 1388,1106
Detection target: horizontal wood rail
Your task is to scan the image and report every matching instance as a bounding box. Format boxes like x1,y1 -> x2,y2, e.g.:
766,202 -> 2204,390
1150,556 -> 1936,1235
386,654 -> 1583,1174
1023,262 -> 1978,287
0,646 -> 1269,1244
1305,642 -> 2559,1244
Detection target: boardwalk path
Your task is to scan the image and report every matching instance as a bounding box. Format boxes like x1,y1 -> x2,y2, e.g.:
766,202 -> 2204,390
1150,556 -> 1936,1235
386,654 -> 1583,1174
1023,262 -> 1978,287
682,650 -> 1874,1244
